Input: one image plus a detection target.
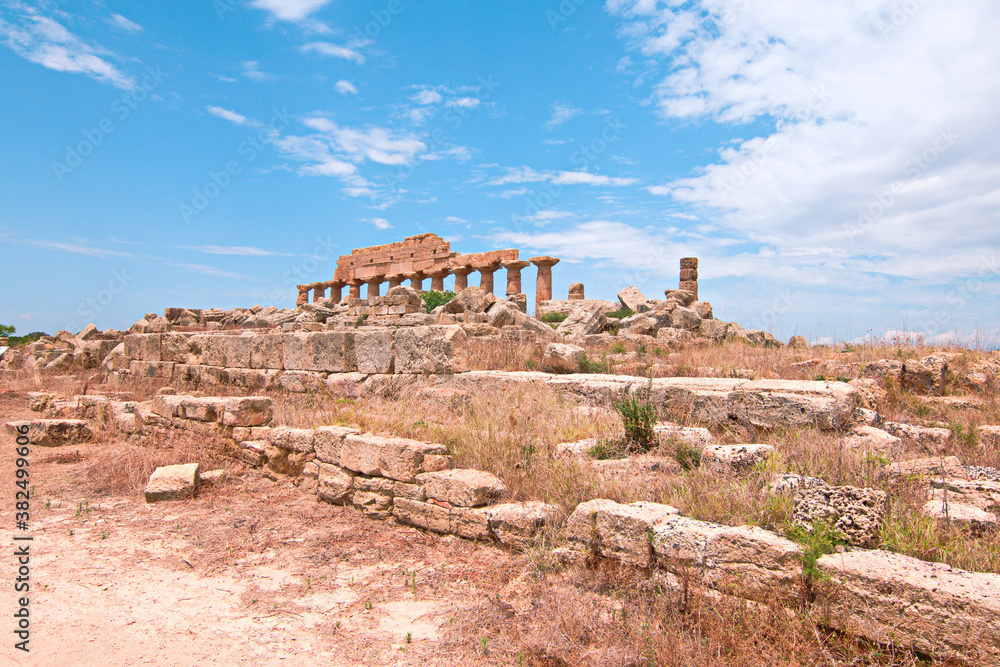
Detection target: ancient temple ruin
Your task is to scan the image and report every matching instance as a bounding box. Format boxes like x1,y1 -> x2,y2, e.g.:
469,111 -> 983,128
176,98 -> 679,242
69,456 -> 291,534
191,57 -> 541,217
296,233 -> 560,313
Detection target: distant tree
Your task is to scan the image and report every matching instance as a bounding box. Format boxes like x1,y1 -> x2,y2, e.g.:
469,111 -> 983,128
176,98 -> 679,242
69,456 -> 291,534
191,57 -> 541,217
0,324 -> 14,336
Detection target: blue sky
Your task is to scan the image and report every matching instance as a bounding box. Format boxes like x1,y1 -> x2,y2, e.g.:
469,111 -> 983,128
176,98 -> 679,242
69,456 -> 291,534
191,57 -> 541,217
2,0 -> 998,346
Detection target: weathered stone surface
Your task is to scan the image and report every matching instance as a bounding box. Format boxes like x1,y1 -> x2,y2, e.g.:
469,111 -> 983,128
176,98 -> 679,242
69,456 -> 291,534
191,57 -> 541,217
249,333 -> 284,370
921,496 -> 997,533
793,486 -> 887,547
449,506 -> 492,540
841,425 -> 902,454
340,434 -> 385,476
654,422 -> 713,449
417,468 -> 507,507
282,332 -> 356,372
541,342 -> 585,373
883,421 -> 952,452
485,502 -> 559,549
617,286 -> 651,313
394,325 -> 468,374
664,289 -> 696,307
355,329 -> 395,374
263,444 -> 308,477
222,396 -> 273,427
594,501 -> 681,567
392,497 -> 451,534
697,319 -> 728,342
251,426 -> 315,453
350,489 -> 394,517
656,327 -> 695,348
862,355 -> 949,395
700,444 -> 774,475
768,473 -> 829,496
536,299 -> 617,318
317,462 -> 355,504
815,550 -> 1000,664
928,478 -> 1000,513
691,301 -> 713,320
444,286 -> 495,314
124,333 -> 162,362
787,335 -> 808,348
486,300 -> 518,328
5,419 -> 92,447
392,481 -> 426,501
238,440 -> 267,466
668,306 -> 701,332
556,303 -> 607,338
882,456 -> 966,479
199,469 -> 227,486
314,425 -> 360,464
378,438 -> 448,482
144,463 -> 199,502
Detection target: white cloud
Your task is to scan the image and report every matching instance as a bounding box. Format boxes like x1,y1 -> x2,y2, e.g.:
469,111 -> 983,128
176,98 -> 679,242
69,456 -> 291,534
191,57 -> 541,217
107,14 -> 142,32
444,216 -> 466,223
241,61 -> 272,81
175,245 -> 288,256
22,238 -> 134,259
300,42 -> 365,65
0,9 -> 134,88
447,97 -> 480,109
249,0 -> 332,22
411,88 -> 443,105
553,171 -> 639,186
609,0 -> 1000,284
206,106 -> 247,125
167,262 -> 266,282
544,102 -> 584,130
490,220 -> 680,267
335,79 -> 358,95
368,217 -> 392,230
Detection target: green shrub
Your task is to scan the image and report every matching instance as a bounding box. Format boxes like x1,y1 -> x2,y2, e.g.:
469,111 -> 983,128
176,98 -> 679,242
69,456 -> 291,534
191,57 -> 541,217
613,380 -> 657,451
674,442 -> 702,471
420,290 -> 455,313
540,312 -> 569,324
785,521 -> 842,582
605,307 -> 634,319
578,353 -> 611,374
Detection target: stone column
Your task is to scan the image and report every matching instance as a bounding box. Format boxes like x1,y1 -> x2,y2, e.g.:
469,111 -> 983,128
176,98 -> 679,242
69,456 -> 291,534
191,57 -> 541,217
326,280 -> 345,303
311,283 -> 326,303
427,268 -> 450,292
409,271 -> 426,292
386,273 -> 405,289
679,257 -> 698,300
501,259 -> 530,297
530,256 -> 560,315
296,286 -> 309,307
347,279 -> 363,299
451,265 -> 473,292
366,275 -> 384,299
474,260 -> 501,295
568,283 -> 584,300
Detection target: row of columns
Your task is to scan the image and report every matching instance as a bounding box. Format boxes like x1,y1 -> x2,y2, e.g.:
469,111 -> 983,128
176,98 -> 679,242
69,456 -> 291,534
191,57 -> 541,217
296,256 -> 560,310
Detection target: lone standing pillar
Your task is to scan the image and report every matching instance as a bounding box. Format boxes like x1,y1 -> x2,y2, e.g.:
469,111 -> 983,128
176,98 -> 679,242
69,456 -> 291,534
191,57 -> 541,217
501,259 -> 530,297
530,256 -> 560,315
679,257 -> 698,300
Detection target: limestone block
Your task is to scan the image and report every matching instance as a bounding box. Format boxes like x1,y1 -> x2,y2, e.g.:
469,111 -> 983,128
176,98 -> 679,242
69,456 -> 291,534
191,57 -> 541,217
617,286 -> 651,313
664,289 -> 696,307
282,332 -> 356,372
700,444 -> 774,475
160,333 -> 197,364
393,325 -> 469,374
393,498 -> 451,534
144,463 -> 199,502
378,438 -> 448,482
392,481 -> 426,501
124,333 -> 162,362
200,469 -> 227,486
340,434 -> 385,476
443,286 -> 495,314
697,319 -> 728,342
417,468 -> 507,507
921,496 -> 997,534
200,334 -> 251,368
151,395 -> 184,419
594,501 -> 681,567
317,462 -> 355,504
656,327 -> 695,348
5,419 -> 92,447
768,473 -> 829,496
486,300 -> 518,328
355,329 -> 394,374
928,478 -> 1000,513
653,422 -> 713,449
563,498 -> 623,548
129,360 -> 175,381
815,550 -> 1000,663
254,426 -> 315,453
691,301 -> 713,320
263,444 -> 307,477
841,425 -> 902,454
883,421 -> 953,452
541,342 -> 586,373
449,506 -> 492,540
422,454 -> 454,472
793,486 -> 887,547
727,380 -> 860,431
278,371 -> 327,393
222,396 -> 272,427
351,490 -> 393,517
314,425 -> 361,464
238,440 -> 267,467
702,526 -> 804,604
668,306 -> 701,332
486,502 -> 559,549
556,303 -> 607,337
881,456 -> 966,479
250,333 -> 284,370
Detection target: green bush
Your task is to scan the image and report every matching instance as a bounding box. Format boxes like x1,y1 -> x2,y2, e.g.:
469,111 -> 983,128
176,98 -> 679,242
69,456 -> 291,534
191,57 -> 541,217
578,353 -> 611,374
540,312 -> 569,324
674,442 -> 702,471
605,307 -> 634,319
786,521 -> 842,582
613,380 -> 657,451
421,290 -> 455,313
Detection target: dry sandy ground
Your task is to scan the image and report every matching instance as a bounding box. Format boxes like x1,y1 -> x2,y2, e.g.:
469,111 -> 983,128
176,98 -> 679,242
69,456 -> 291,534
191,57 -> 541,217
0,395 -> 520,667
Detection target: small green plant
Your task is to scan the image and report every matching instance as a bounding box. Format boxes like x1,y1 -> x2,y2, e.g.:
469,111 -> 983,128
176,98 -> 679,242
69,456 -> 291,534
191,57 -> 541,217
835,375 -> 851,383
613,379 -> 657,451
674,442 -> 702,471
587,439 -> 631,460
421,290 -> 455,313
540,312 -> 569,324
949,422 -> 979,448
354,313 -> 369,328
406,632 -> 412,644
637,344 -> 647,355
578,353 -> 611,374
610,342 -> 627,354
786,521 -> 842,581
525,358 -> 537,370
481,637 -> 489,656
652,346 -> 665,356
814,374 -> 827,381
365,600 -> 372,610
605,307 -> 634,319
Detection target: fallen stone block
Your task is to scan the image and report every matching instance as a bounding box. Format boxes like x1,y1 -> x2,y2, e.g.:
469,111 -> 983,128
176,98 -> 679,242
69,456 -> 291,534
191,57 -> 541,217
238,440 -> 267,467
700,444 -> 774,475
928,478 -> 1000,513
199,469 -> 227,486
317,462 -> 355,504
486,502 -> 559,549
815,550 -> 1000,664
222,396 -> 273,427
314,425 -> 361,464
921,497 -> 997,534
654,422 -> 713,449
881,456 -> 966,479
617,286 -> 651,313
393,325 -> 469,374
556,303 -> 607,337
417,468 -> 507,507
5,419 -> 92,447
841,425 -> 902,454
541,342 -> 585,373
768,473 -> 829,496
793,486 -> 887,547
593,501 -> 681,568
145,463 -> 200,502
883,421 -> 952,452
